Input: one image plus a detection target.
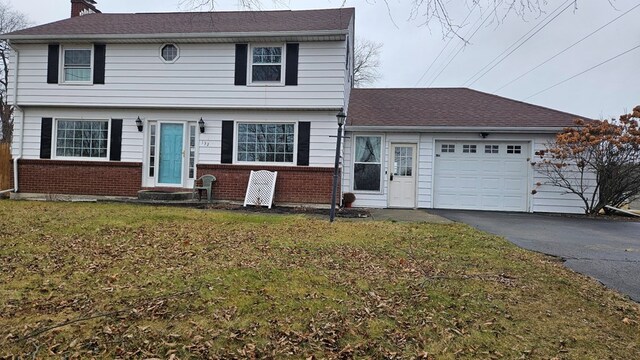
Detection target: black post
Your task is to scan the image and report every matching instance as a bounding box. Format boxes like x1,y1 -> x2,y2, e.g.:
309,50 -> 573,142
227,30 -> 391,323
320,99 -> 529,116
329,122 -> 344,222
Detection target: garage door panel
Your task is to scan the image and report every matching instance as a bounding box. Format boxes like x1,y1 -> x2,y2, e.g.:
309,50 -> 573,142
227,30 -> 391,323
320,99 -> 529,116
434,141 -> 529,212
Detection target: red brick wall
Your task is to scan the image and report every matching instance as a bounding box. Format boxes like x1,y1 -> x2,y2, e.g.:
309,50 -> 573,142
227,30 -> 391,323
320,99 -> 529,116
15,159 -> 142,197
197,164 -> 338,204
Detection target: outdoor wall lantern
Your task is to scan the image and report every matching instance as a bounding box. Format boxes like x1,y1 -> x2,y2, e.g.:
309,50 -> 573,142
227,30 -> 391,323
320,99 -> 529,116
480,132 -> 490,139
330,109 -> 347,222
135,117 -> 143,132
199,118 -> 205,133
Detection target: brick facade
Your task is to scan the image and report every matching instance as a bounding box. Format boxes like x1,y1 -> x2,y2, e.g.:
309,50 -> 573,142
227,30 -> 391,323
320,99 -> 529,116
197,164 -> 338,204
14,159 -> 142,197
9,160 -> 338,204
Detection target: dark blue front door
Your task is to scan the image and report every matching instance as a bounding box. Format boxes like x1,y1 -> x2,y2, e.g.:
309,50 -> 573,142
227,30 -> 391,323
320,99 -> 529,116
159,123 -> 183,184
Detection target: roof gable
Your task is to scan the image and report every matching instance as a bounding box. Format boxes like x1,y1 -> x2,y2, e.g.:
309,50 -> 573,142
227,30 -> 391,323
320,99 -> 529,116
347,88 -> 587,129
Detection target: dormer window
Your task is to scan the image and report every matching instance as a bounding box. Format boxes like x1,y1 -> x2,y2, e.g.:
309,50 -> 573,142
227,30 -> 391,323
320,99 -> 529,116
63,48 -> 92,83
250,45 -> 283,83
160,44 -> 179,62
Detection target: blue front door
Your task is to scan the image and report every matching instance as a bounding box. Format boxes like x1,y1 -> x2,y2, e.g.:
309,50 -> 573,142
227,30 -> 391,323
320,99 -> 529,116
159,123 -> 184,184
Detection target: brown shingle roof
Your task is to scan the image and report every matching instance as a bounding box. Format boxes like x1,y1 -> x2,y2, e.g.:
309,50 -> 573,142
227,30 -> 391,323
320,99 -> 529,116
5,8 -> 354,38
347,88 -> 586,128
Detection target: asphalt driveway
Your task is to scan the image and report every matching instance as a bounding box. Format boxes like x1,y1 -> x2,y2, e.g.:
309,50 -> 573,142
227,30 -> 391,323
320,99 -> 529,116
431,210 -> 640,302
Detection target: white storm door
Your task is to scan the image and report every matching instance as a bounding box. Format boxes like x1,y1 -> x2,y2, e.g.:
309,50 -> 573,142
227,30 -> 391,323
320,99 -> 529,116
388,144 -> 417,208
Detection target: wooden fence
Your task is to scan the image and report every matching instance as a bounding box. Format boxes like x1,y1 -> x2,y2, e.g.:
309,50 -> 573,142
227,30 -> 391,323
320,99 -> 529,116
0,142 -> 11,191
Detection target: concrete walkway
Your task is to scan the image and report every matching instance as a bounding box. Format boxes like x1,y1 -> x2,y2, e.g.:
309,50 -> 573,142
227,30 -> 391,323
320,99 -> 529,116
368,209 -> 452,223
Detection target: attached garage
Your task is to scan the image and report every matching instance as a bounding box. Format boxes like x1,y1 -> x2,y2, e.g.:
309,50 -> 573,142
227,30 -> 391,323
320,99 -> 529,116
433,140 -> 530,212
342,88 -> 590,214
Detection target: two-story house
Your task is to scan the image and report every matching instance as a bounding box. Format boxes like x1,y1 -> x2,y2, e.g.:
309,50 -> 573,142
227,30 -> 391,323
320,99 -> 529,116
4,0 -> 590,213
5,0 -> 354,204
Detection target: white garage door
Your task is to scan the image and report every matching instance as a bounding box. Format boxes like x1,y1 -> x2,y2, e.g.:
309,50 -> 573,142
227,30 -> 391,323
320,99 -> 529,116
434,141 -> 530,212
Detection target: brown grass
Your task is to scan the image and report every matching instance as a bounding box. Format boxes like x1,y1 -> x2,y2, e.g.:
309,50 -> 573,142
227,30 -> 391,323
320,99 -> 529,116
0,201 -> 638,359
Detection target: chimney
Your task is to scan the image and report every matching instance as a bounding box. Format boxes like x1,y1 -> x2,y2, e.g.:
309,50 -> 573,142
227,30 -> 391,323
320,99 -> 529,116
71,0 -> 101,18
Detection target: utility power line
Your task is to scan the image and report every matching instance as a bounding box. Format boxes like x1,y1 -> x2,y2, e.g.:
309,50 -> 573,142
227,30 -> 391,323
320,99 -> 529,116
525,43 -> 640,100
463,0 -> 573,87
414,4 -> 478,86
425,3 -> 500,87
495,3 -> 640,92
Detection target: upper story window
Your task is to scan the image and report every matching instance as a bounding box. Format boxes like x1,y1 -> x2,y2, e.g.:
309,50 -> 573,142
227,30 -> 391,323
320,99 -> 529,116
251,45 -> 283,83
63,48 -> 92,83
55,119 -> 109,159
161,44 -> 179,62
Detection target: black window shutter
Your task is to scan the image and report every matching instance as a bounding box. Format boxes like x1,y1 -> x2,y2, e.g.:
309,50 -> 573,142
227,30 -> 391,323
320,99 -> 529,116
109,119 -> 123,161
47,45 -> 59,84
39,118 -> 53,159
93,44 -> 106,84
221,121 -> 234,164
234,44 -> 248,86
285,43 -> 299,86
297,121 -> 310,166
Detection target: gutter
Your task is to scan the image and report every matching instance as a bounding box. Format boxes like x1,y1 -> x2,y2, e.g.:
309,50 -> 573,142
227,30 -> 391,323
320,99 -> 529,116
4,29 -> 349,42
344,125 -> 567,133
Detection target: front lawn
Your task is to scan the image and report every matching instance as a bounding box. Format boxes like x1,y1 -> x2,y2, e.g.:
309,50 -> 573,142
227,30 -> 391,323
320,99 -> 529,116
0,201 -> 638,358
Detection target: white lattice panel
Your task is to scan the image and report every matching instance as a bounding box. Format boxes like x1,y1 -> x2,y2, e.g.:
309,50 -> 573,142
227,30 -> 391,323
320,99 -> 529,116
244,170 -> 278,209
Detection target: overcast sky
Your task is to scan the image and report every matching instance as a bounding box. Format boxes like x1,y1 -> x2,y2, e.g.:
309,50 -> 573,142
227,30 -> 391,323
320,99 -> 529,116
7,0 -> 640,119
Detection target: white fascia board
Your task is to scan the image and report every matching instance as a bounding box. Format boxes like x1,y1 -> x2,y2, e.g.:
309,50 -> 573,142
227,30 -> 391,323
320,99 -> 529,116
15,103 -> 344,112
4,29 -> 349,43
345,125 -> 566,133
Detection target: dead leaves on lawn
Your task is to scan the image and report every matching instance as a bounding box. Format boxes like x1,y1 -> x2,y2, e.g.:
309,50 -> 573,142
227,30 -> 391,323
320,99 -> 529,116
1,203 -> 639,359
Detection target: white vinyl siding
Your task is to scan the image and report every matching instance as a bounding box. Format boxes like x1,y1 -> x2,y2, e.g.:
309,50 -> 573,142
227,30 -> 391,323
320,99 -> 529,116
11,41 -> 348,109
342,131 -> 587,214
14,108 -> 338,169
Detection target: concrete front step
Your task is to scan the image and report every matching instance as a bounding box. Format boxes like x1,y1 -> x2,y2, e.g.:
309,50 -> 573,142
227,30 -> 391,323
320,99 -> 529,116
137,189 -> 193,201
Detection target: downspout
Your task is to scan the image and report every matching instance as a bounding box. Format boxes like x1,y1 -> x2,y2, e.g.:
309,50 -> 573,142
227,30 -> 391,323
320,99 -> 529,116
2,41 -> 21,194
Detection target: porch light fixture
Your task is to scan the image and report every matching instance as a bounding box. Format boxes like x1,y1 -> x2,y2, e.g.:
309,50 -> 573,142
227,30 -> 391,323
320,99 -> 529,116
480,132 -> 490,139
199,118 -> 205,133
135,117 -> 143,132
330,109 -> 347,222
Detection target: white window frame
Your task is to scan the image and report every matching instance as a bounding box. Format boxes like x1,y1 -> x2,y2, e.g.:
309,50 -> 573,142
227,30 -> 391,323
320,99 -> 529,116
507,145 -> 523,154
159,43 -> 180,63
441,144 -> 455,153
462,144 -> 477,153
352,135 -> 384,193
233,121 -> 298,166
60,45 -> 94,84
248,43 -> 286,86
485,144 -> 500,154
52,118 -> 111,161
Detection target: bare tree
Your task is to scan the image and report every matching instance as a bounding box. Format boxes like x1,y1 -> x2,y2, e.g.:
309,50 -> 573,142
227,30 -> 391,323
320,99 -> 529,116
0,1 -> 29,144
180,1 -> 579,40
353,38 -> 382,88
533,109 -> 640,215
